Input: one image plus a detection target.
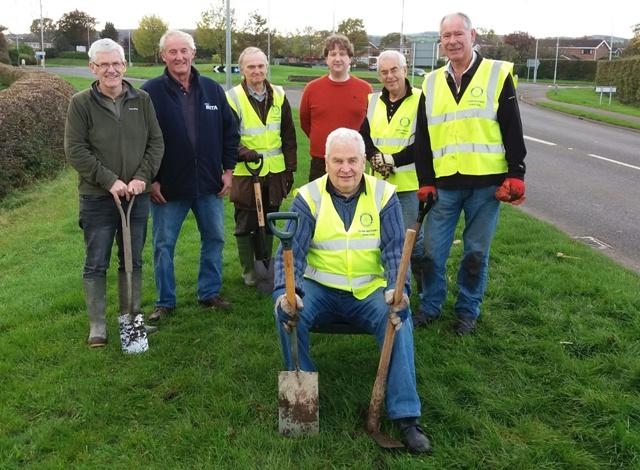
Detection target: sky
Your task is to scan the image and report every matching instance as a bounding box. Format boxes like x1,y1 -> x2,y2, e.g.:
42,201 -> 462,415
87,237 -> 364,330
3,0 -> 638,39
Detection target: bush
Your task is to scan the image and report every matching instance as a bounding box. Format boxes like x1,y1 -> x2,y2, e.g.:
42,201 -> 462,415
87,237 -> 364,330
57,51 -> 89,60
514,59 -> 598,82
596,56 -> 640,106
0,64 -> 75,199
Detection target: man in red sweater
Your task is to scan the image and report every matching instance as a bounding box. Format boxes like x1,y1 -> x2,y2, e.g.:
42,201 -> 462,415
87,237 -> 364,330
300,33 -> 372,181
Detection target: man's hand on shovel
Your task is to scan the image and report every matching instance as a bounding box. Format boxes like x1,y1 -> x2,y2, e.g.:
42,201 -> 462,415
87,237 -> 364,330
384,288 -> 409,331
275,293 -> 304,333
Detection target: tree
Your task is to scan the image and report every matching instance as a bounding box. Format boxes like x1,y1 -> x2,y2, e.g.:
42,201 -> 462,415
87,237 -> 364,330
194,0 -> 236,64
55,10 -> 96,51
237,11 -> 268,53
100,22 -> 119,41
132,15 -> 168,63
379,32 -> 410,50
337,18 -> 368,56
0,26 -> 10,64
623,23 -> 640,56
29,18 -> 55,41
503,31 -> 535,64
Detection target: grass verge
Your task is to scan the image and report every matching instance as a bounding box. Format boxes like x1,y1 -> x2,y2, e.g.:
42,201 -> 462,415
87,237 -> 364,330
538,101 -> 640,130
547,88 -> 640,118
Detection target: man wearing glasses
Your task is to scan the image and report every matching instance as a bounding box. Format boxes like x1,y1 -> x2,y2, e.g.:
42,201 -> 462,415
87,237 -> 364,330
65,38 -> 164,347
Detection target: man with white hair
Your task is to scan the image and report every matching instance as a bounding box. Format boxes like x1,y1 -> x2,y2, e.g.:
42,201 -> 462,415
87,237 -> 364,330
360,49 -> 428,312
142,30 -> 239,321
65,38 -> 164,347
272,128 -> 432,454
226,46 -> 297,288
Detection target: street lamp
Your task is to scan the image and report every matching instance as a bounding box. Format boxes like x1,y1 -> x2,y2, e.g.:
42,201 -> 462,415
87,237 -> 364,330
553,37 -> 559,87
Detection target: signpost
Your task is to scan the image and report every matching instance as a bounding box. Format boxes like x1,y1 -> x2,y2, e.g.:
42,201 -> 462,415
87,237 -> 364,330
526,59 -> 540,82
595,86 -> 617,105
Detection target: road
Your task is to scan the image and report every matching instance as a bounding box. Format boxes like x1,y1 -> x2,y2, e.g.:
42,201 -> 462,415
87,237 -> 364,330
45,68 -> 640,272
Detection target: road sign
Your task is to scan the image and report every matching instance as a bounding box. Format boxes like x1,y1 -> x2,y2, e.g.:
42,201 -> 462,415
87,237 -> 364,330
595,86 -> 616,93
527,59 -> 540,68
212,65 -> 239,74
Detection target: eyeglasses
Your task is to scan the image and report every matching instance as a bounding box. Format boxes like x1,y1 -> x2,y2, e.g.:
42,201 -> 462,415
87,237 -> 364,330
92,62 -> 125,71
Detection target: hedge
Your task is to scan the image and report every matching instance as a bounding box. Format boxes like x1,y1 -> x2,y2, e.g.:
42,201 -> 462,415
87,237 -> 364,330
514,59 -> 598,82
0,64 -> 75,199
596,56 -> 640,106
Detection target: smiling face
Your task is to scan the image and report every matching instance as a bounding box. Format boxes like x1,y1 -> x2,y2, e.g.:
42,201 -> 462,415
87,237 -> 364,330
325,45 -> 351,80
325,139 -> 365,197
161,34 -> 196,80
440,14 -> 476,69
90,50 -> 126,97
240,51 -> 268,90
377,55 -> 407,98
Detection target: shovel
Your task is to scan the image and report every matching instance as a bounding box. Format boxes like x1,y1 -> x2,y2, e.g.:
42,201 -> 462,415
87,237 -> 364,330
366,196 -> 434,448
246,155 -> 274,295
267,211 -> 319,437
115,195 -> 149,354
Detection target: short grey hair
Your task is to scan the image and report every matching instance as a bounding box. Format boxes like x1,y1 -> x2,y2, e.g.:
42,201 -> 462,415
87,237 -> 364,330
440,12 -> 473,31
325,128 -> 365,158
88,38 -> 125,62
159,30 -> 196,51
377,50 -> 407,69
238,47 -> 268,68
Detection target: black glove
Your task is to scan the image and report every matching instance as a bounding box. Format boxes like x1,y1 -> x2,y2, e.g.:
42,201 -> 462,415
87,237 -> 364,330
241,150 -> 261,163
285,170 -> 295,194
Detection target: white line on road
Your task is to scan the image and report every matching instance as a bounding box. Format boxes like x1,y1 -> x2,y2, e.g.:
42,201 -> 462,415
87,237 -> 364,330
588,153 -> 640,171
524,135 -> 557,146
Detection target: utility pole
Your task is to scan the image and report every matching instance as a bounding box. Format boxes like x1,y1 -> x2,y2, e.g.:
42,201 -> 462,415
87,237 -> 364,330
267,0 -> 271,81
533,38 -> 539,83
225,0 -> 232,90
128,30 -> 132,67
399,0 -> 405,53
553,36 -> 559,86
39,0 -> 45,67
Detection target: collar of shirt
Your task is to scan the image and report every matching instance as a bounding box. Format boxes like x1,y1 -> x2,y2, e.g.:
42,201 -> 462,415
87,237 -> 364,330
165,66 -> 198,94
325,176 -> 367,201
445,50 -> 478,79
246,82 -> 268,102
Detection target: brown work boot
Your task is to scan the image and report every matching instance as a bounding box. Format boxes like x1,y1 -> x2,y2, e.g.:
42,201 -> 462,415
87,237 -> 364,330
198,295 -> 231,310
148,306 -> 174,322
396,418 -> 432,454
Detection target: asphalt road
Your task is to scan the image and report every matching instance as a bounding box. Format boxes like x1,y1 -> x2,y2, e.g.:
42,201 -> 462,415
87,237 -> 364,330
45,68 -> 640,272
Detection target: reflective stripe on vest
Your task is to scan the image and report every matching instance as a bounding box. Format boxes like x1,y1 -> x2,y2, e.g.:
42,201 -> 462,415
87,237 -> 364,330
366,89 -> 421,191
298,174 -> 395,300
226,84 -> 286,177
423,59 -> 512,177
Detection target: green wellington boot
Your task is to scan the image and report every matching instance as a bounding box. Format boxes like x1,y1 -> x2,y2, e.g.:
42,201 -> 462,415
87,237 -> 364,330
84,277 -> 107,347
236,235 -> 256,286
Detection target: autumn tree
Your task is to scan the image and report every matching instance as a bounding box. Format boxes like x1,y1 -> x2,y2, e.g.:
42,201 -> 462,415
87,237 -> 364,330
337,18 -> 368,56
237,11 -> 268,53
379,32 -> 410,50
194,0 -> 236,63
100,22 -> 119,41
623,23 -> 640,56
132,15 -> 168,63
0,26 -> 10,64
503,31 -> 535,64
55,10 -> 96,51
29,18 -> 55,41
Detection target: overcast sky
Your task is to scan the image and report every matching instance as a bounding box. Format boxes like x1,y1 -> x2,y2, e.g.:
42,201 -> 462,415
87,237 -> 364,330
4,0 -> 638,39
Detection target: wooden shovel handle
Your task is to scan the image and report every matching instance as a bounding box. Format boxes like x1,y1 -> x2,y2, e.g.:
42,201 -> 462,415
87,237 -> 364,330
253,181 -> 265,228
366,227 -> 416,433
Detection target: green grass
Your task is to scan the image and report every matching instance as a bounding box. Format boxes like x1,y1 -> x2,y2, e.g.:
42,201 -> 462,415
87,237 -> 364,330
1,78 -> 639,468
547,88 -> 640,118
539,101 -> 640,130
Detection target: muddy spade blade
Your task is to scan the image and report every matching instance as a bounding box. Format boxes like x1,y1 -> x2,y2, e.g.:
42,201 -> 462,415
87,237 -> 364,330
367,428 -> 404,449
278,368 -> 319,436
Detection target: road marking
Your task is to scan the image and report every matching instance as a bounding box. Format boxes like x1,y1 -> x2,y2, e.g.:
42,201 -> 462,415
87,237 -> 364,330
588,153 -> 640,171
524,135 -> 556,146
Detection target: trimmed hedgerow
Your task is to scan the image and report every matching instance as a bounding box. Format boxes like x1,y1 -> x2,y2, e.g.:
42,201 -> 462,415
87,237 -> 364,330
0,64 -> 75,199
596,56 -> 640,106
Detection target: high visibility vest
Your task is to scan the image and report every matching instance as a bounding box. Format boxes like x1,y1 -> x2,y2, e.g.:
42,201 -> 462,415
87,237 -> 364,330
298,174 -> 396,300
422,59 -> 513,178
366,88 -> 421,192
226,84 -> 286,177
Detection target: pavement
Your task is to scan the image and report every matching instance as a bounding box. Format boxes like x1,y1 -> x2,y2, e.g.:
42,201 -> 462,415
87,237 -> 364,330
517,82 -> 640,128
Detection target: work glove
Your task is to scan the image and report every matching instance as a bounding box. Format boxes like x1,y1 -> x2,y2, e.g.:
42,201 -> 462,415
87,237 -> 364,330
417,185 -> 437,203
495,178 -> 526,205
275,293 -> 304,333
240,150 -> 262,163
370,153 -> 395,179
384,288 -> 410,331
285,170 -> 295,195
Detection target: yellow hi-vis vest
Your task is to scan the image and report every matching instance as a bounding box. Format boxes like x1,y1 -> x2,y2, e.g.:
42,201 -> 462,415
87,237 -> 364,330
226,84 -> 286,177
298,174 -> 396,300
366,88 -> 421,192
422,59 -> 513,178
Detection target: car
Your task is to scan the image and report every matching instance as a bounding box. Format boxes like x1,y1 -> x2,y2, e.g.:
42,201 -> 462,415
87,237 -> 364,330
412,68 -> 426,76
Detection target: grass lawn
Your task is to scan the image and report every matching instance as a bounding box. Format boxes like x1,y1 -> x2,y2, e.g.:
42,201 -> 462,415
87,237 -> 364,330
538,101 -> 640,131
547,88 -> 640,118
0,78 -> 638,469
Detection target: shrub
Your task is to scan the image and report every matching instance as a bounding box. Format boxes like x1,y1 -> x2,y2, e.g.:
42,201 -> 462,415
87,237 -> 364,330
0,64 -> 75,199
57,51 -> 89,60
596,56 -> 640,105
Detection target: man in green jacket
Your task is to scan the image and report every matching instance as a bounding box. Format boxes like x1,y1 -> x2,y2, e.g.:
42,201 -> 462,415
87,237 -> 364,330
65,38 -> 164,347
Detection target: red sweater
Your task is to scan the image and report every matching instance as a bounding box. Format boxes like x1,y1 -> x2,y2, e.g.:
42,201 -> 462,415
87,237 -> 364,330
300,75 -> 372,158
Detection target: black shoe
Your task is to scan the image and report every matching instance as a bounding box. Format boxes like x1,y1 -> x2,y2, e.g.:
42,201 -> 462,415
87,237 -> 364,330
198,295 -> 231,311
396,418 -> 432,454
148,306 -> 174,322
454,316 -> 477,335
412,310 -> 438,328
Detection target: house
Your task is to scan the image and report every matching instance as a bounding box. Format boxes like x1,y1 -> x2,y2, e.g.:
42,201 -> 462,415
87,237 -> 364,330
539,38 -> 611,61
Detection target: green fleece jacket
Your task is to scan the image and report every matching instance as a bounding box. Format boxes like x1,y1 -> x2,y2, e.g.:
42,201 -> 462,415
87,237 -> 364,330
64,80 -> 164,195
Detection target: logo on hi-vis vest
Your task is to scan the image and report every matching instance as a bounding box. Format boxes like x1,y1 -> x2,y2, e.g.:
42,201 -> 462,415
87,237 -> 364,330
399,117 -> 410,127
204,103 -> 218,111
359,213 -> 373,227
470,86 -> 484,97
271,106 -> 281,117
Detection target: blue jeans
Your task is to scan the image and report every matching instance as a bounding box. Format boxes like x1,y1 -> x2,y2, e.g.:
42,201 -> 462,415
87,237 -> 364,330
419,186 -> 500,319
79,194 -> 150,279
275,279 -> 421,420
151,194 -> 225,307
396,190 -> 425,266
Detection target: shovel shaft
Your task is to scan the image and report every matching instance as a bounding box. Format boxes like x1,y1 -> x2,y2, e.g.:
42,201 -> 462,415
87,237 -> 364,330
253,181 -> 265,228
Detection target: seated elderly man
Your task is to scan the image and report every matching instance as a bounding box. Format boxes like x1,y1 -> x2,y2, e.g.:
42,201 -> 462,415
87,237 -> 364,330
272,127 -> 431,454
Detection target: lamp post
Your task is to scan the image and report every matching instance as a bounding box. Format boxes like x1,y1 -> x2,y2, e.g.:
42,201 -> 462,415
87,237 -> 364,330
533,38 -> 539,83
399,0 -> 405,53
552,36 -> 559,87
39,0 -> 45,67
225,0 -> 232,90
